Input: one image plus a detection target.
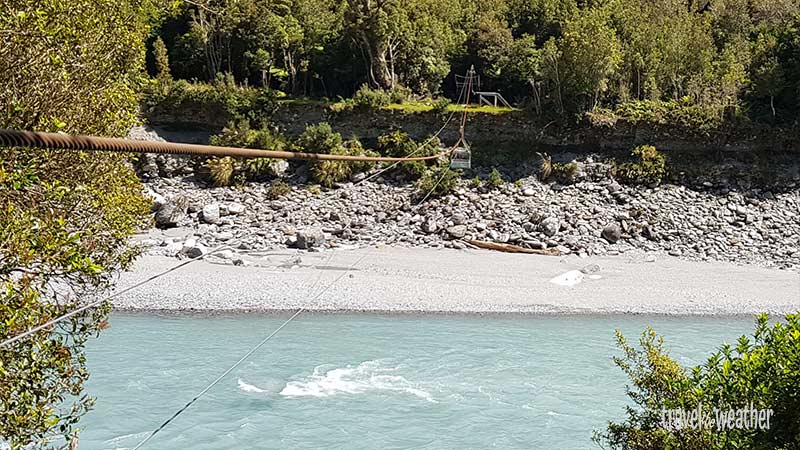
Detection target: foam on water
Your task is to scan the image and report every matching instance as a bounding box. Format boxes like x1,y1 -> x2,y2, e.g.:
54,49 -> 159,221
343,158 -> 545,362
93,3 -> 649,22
279,359 -> 436,402
237,379 -> 269,394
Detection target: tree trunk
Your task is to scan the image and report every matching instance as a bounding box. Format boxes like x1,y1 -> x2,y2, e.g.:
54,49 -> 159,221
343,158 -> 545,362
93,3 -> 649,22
770,95 -> 775,118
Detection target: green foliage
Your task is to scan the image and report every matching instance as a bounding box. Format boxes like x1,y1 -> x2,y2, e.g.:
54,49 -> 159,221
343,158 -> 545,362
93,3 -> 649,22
552,162 -> 579,184
414,164 -> 461,200
596,99 -> 725,132
296,122 -> 342,154
153,37 -> 171,81
143,79 -> 277,127
431,97 -> 452,113
352,84 -> 392,109
206,157 -> 236,187
344,139 -> 377,174
0,0 -> 155,446
558,8 -> 623,111
210,121 -> 286,151
487,168 -> 504,188
597,314 -> 800,450
376,130 -> 441,180
207,122 -> 288,182
615,145 -> 668,186
309,139 -> 374,187
469,176 -> 482,188
266,179 -> 292,199
147,0 -> 800,126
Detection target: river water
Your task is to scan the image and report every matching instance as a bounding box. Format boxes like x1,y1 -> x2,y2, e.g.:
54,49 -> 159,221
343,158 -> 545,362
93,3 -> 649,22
81,313 -> 755,449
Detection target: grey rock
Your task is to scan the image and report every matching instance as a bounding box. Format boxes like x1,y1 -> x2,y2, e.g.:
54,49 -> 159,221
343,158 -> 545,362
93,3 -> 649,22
295,228 -> 325,249
201,204 -> 221,224
539,217 -> 560,237
181,240 -> 207,259
580,264 -> 601,274
421,217 -> 438,234
446,225 -> 467,239
602,223 -> 622,243
452,213 -> 468,225
154,195 -> 189,229
227,202 -> 246,215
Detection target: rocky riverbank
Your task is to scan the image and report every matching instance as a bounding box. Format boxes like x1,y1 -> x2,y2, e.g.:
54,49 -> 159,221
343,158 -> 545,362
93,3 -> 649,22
139,171 -> 800,271
128,126 -> 800,271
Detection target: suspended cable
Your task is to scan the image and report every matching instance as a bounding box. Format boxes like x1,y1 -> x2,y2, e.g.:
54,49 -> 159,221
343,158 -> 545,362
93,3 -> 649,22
0,129 -> 450,162
131,251 -> 369,450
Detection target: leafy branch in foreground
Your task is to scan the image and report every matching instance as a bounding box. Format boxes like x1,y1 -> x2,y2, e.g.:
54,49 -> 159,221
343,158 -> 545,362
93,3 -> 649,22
0,0 -> 154,447
596,314 -> 800,450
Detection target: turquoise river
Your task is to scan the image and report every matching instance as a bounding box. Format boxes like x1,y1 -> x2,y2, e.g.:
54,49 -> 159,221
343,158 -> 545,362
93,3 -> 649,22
81,313 -> 757,449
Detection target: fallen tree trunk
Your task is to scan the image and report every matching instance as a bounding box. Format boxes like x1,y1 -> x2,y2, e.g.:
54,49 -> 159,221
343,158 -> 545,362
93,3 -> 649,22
464,240 -> 561,256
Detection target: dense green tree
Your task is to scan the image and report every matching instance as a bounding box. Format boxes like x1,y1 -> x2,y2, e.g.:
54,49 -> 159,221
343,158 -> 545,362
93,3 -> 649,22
153,36 -> 172,80
146,0 -> 800,123
0,0 -> 153,447
557,7 -> 623,111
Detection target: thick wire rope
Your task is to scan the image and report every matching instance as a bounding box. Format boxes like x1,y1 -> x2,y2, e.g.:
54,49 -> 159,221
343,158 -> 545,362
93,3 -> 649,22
0,81 -> 468,348
0,129 -> 449,163
130,251 -> 369,450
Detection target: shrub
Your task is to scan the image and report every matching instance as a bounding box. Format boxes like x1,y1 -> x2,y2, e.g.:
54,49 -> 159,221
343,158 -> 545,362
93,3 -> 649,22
552,162 -> 580,183
488,168 -> 504,188
389,85 -> 413,104
296,122 -> 343,154
596,314 -> 800,450
307,185 -> 322,195
414,164 -> 461,200
142,79 -> 276,128
266,179 -> 292,199
311,149 -> 351,188
243,158 -> 277,179
208,122 -> 288,182
207,157 -> 236,186
611,99 -> 723,132
376,131 -> 441,180
210,121 -> 285,151
309,139 -> 376,187
470,176 -> 482,188
344,139 -> 377,174
377,130 -> 417,157
352,84 -> 391,109
615,145 -> 667,186
432,97 -> 452,113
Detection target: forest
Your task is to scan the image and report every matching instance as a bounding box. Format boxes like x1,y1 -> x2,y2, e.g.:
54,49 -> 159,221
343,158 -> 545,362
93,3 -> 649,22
149,0 -> 800,124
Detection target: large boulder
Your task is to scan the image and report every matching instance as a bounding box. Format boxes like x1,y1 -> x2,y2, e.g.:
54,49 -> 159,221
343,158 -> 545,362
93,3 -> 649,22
539,217 -> 560,237
154,195 -> 189,229
295,228 -> 325,249
602,223 -> 622,243
201,203 -> 221,224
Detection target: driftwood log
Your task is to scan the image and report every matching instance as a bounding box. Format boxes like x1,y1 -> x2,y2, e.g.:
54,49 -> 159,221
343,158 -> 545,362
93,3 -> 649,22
463,240 -> 561,256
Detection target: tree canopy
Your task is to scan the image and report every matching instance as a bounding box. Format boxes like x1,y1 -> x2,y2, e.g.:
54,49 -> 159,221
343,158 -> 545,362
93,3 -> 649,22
150,0 -> 800,123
